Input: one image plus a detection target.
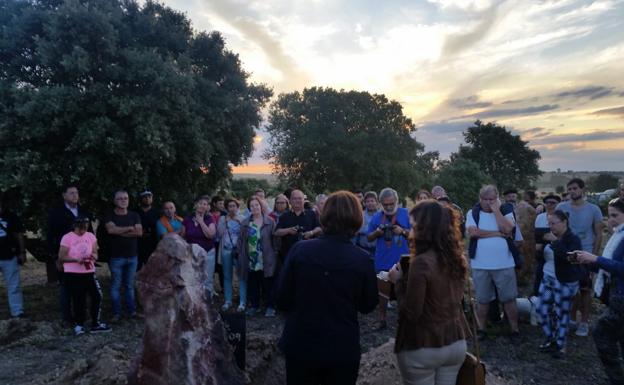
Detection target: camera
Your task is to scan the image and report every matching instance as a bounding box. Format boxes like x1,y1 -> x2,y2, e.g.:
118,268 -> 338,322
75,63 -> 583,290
294,225 -> 306,241
379,224 -> 394,242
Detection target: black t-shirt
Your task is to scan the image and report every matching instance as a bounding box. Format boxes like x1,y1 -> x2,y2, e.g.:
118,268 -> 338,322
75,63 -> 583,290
275,209 -> 320,258
105,210 -> 141,258
138,206 -> 160,256
0,211 -> 25,260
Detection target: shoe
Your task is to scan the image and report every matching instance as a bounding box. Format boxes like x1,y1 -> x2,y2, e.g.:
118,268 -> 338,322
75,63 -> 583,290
552,346 -> 566,359
236,304 -> 246,313
476,329 -> 488,341
264,308 -> 276,317
373,320 -> 387,331
90,322 -> 112,333
111,315 -> 122,324
575,322 -> 589,337
221,302 -> 232,311
539,338 -> 555,352
74,325 -> 86,336
130,312 -> 144,320
246,307 -> 259,316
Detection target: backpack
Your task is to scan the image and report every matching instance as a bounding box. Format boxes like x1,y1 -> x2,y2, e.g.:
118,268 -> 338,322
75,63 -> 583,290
468,202 -> 523,268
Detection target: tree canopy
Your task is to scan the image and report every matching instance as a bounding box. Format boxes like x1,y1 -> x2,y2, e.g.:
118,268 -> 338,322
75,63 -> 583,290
452,120 -> 542,192
586,173 -> 619,193
264,87 -> 437,198
434,158 -> 491,210
0,0 -> 271,226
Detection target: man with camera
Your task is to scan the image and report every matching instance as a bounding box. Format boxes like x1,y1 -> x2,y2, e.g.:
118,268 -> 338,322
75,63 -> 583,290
367,187 -> 410,329
274,189 -> 321,262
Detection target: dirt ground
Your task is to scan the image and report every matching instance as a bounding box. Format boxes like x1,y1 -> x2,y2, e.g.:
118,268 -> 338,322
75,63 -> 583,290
0,258 -> 609,385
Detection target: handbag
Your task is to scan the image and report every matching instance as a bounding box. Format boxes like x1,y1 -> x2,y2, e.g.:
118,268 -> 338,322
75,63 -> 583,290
225,218 -> 239,261
456,276 -> 486,385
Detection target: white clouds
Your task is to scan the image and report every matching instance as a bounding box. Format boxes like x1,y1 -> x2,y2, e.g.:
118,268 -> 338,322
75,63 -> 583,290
427,0 -> 493,11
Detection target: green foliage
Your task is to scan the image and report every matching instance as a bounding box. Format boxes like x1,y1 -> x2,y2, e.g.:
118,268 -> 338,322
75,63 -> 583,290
434,158 -> 491,210
264,87 -> 437,198
586,173 -> 619,193
0,0 -> 271,227
555,185 -> 565,194
452,120 -> 542,192
228,178 -> 277,200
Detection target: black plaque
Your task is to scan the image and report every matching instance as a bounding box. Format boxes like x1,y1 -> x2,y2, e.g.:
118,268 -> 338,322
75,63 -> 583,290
220,312 -> 246,370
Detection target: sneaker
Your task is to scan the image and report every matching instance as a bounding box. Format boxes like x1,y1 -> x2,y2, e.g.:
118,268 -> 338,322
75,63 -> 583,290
539,338 -> 555,352
552,346 -> 566,359
236,304 -> 246,313
74,325 -> 86,336
246,307 -> 259,316
575,322 -> 589,337
90,323 -> 112,333
221,302 -> 232,311
264,307 -> 276,317
373,320 -> 387,331
111,315 -> 122,324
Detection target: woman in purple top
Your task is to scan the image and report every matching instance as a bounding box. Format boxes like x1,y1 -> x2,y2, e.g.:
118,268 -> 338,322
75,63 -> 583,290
183,196 -> 216,252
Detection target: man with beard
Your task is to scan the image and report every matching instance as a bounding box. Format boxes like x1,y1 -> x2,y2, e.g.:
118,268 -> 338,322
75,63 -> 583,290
367,188 -> 410,329
556,178 -> 604,337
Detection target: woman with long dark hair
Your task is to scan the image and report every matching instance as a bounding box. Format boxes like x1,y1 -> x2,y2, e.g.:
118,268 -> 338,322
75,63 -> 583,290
536,209 -> 584,358
388,200 -> 469,385
276,191 -> 378,385
575,198 -> 624,385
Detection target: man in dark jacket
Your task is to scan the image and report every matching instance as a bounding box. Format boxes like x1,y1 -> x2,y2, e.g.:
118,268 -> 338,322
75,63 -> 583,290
47,185 -> 91,323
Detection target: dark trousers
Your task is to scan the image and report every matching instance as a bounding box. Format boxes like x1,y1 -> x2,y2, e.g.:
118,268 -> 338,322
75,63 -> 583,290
248,271 -> 275,309
58,271 -> 72,322
593,295 -> 624,385
64,272 -> 103,327
533,256 -> 545,297
286,357 -> 360,385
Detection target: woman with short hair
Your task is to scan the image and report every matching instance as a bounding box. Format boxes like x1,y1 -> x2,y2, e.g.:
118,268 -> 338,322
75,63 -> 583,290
388,200 -> 469,385
276,191 -> 378,385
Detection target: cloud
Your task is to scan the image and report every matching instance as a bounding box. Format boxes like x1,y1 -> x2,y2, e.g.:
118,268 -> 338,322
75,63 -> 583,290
441,5 -> 500,57
592,106 -> 624,117
449,95 -> 492,109
554,85 -> 613,100
462,104 -> 559,119
531,129 -> 624,146
205,0 -> 311,90
540,148 -> 624,171
417,119 -> 473,134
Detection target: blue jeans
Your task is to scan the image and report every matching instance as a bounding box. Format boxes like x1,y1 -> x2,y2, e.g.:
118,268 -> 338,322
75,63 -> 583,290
109,256 -> 138,316
221,248 -> 235,304
0,257 -> 24,317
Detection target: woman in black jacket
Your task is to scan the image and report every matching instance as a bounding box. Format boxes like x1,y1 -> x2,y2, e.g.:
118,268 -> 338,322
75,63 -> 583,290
537,209 -> 585,358
275,191 -> 378,385
575,198 -> 624,385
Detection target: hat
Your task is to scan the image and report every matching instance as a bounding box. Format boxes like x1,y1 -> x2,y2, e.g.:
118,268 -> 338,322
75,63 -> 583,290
139,189 -> 152,197
542,194 -> 561,203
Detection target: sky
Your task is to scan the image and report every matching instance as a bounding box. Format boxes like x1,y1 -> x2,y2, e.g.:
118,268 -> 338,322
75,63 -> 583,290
164,0 -> 624,173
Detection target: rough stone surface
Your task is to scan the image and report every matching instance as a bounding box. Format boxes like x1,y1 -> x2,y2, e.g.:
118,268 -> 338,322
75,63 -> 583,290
129,234 -> 244,385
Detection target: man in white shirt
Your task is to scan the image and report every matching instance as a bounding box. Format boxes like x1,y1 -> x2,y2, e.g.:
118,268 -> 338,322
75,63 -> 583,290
466,185 -> 520,339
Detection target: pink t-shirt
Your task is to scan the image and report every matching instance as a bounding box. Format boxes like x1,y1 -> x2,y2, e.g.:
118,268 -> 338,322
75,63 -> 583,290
60,231 -> 97,274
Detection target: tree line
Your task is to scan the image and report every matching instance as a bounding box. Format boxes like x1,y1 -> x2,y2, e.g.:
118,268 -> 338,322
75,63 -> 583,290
1,0 -> 542,227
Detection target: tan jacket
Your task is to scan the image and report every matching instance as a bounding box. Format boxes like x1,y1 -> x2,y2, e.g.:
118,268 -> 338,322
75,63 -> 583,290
394,249 -> 470,353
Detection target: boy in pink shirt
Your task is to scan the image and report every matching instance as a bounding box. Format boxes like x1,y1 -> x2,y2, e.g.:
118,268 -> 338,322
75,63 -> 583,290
59,217 -> 111,335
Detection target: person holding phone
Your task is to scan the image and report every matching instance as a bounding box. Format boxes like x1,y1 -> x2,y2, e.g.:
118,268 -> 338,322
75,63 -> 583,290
388,200 -> 470,385
536,210 -> 584,358
573,197 -> 624,385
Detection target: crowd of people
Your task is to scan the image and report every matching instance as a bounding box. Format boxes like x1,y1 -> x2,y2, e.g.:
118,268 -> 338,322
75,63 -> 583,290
1,178 -> 624,385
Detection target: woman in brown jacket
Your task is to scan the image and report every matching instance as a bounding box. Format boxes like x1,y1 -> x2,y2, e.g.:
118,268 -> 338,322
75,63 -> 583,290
237,196 -> 278,316
388,200 -> 469,385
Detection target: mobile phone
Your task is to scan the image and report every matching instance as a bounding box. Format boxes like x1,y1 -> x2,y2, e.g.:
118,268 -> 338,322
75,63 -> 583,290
400,254 -> 411,276
566,252 -> 579,264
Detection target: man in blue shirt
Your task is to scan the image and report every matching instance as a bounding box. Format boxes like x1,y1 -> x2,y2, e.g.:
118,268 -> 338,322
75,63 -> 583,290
367,187 -> 410,329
